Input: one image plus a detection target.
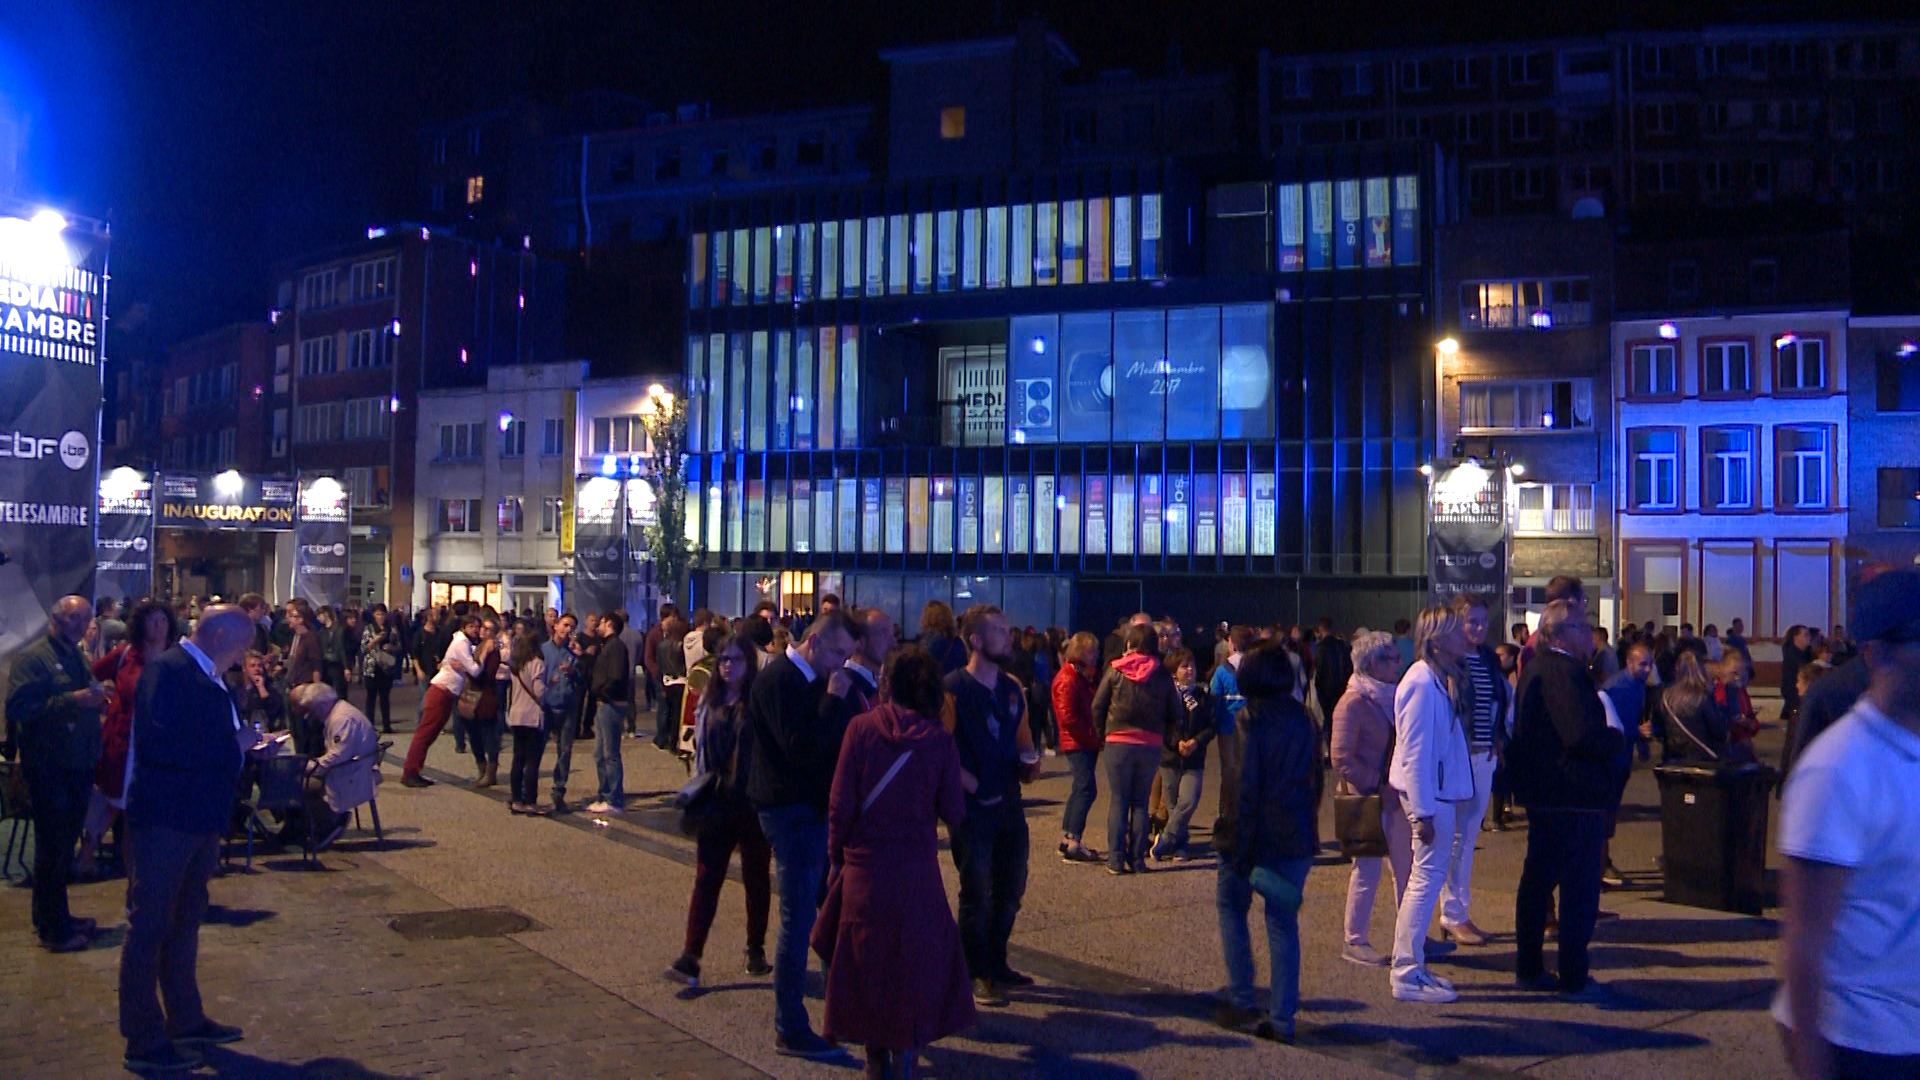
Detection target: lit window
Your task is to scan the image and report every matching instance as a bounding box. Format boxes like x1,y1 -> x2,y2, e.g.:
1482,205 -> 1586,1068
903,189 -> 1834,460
1703,427 -> 1755,510
466,175 -> 485,204
1514,483 -> 1595,535
1629,344 -> 1679,397
1777,336 -> 1828,391
1629,429 -> 1680,510
1776,425 -> 1830,509
940,107 -> 966,140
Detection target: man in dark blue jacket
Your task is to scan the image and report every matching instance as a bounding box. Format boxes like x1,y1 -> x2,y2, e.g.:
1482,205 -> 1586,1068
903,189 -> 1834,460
118,606 -> 254,1073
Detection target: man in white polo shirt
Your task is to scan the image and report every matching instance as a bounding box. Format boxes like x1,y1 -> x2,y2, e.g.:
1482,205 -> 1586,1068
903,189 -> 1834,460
1776,566 -> 1920,1079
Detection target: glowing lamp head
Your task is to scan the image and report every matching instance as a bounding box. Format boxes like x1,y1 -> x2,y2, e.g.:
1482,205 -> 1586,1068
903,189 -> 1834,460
1509,463 -> 1526,477
1658,322 -> 1680,340
1899,341 -> 1919,359
1030,336 -> 1047,355
30,210 -> 67,232
1436,337 -> 1459,355
1419,463 -> 1434,476
214,470 -> 245,496
388,395 -> 402,413
498,411 -> 514,432
600,456 -> 616,477
1541,411 -> 1556,428
1776,332 -> 1799,348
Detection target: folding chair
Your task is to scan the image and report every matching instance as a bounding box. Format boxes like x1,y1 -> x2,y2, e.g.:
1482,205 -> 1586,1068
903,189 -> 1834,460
348,740 -> 393,847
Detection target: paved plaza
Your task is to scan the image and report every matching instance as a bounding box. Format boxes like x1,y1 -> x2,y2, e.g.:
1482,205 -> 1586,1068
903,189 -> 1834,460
2,685 -> 1794,1078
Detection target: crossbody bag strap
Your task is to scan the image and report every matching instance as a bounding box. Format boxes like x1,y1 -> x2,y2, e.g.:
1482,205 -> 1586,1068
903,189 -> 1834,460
861,750 -> 914,814
1664,699 -> 1719,761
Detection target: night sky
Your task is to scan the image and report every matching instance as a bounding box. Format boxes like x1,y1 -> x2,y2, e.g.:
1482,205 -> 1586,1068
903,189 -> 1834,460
0,0 -> 1904,355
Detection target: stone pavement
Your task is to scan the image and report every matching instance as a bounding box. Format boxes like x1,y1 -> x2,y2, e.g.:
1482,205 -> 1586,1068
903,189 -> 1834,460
0,680 -> 1798,1077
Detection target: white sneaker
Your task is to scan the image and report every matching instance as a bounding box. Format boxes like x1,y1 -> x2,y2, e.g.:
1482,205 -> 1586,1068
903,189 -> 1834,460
585,801 -> 617,814
1391,972 -> 1459,1004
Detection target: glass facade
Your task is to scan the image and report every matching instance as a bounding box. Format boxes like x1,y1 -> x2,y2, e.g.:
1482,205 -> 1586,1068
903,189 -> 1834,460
685,152 -> 1435,613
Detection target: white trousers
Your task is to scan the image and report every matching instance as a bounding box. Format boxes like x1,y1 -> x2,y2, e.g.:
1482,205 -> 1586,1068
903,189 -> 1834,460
1344,801 -> 1414,947
1391,799 -> 1460,985
1441,750 -> 1499,927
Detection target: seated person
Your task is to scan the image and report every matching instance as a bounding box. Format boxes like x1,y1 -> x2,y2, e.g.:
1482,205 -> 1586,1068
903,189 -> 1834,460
230,651 -> 287,733
285,683 -> 382,850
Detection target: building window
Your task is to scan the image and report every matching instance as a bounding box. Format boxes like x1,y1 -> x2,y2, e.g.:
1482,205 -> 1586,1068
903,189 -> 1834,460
542,417 -> 565,456
344,466 -> 390,508
432,135 -> 447,165
1459,278 -> 1591,330
299,270 -> 337,311
296,402 -> 343,444
1642,44 -> 1676,76
430,183 -> 444,212
1455,112 -> 1487,145
1453,56 -> 1487,88
1508,52 -> 1546,85
752,140 -> 777,172
653,147 -> 681,181
940,345 -> 1008,448
438,421 -> 482,461
1776,336 -> 1828,392
704,145 -> 729,176
347,328 -> 391,369
1509,109 -> 1546,142
796,134 -> 826,167
1640,103 -> 1676,136
1877,349 -> 1920,411
1628,343 -> 1679,397
1704,160 -> 1734,194
610,150 -> 636,184
1340,63 -> 1374,96
437,498 -> 481,534
497,497 -> 524,534
299,335 -> 337,376
1514,483 -> 1595,535
1459,379 -> 1590,432
1398,59 -> 1431,91
500,419 -> 526,458
1776,425 -> 1830,509
343,397 -> 391,440
465,175 -> 484,204
939,106 -> 966,140
216,429 -> 236,470
1702,426 -> 1756,510
541,497 -> 564,534
1511,166 -> 1549,201
1628,428 -> 1681,510
1640,160 -> 1682,195
1701,340 -> 1753,396
591,414 -> 646,455
1281,66 -> 1311,99
1877,468 -> 1920,528
349,257 -> 395,301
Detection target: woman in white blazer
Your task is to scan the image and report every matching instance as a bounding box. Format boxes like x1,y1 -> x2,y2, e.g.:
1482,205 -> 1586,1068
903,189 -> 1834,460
1388,605 -> 1477,1004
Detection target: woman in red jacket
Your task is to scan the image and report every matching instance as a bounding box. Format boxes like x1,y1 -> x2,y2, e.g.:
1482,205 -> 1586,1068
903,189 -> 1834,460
1052,631 -> 1103,863
79,599 -> 178,877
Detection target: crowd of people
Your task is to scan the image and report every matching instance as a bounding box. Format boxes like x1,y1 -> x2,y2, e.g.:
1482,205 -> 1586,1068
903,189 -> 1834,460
4,570 -> 1916,1077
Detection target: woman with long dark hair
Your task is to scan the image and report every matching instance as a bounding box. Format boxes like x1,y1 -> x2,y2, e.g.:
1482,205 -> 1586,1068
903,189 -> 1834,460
79,598 -> 178,876
506,625 -> 552,814
360,603 -> 402,734
469,616 -> 507,787
665,630 -> 773,986
1660,651 -> 1731,763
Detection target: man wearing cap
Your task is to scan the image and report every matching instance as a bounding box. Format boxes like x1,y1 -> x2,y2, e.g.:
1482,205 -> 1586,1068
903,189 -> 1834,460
1776,567 -> 1920,1077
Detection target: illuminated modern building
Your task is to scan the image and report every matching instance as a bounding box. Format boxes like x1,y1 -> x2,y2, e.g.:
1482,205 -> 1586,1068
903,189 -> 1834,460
1612,231 -> 1851,677
681,26 -> 1440,631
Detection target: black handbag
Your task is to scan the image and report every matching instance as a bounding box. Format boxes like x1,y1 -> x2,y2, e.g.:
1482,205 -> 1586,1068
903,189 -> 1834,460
672,770 -> 720,835
1333,727 -> 1393,859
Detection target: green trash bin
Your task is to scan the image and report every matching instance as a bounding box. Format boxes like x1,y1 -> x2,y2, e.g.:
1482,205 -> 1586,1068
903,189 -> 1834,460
1653,762 -> 1777,916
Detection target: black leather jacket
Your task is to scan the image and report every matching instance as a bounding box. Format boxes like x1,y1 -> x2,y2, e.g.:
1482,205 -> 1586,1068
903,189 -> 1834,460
1215,695 -> 1322,875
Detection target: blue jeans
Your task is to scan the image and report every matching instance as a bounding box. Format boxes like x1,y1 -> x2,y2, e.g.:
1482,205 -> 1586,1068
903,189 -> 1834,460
1104,743 -> 1160,870
949,798 -> 1030,980
546,705 -> 578,803
593,702 -> 626,806
758,804 -> 829,1041
1061,749 -> 1099,840
1217,857 -> 1312,1032
1153,766 -> 1205,857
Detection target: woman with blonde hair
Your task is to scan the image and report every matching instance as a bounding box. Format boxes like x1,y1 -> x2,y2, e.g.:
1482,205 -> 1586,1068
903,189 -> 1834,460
1388,605 -> 1476,1003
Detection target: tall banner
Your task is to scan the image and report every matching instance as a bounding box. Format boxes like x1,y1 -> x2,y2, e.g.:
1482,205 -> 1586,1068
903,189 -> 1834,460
292,476 -> 350,609
96,468 -> 154,605
571,476 -> 624,619
1428,463 -> 1508,631
0,210 -> 106,665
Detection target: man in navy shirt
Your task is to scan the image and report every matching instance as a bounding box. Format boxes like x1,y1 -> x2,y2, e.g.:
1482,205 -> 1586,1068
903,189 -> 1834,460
945,604 -> 1041,1009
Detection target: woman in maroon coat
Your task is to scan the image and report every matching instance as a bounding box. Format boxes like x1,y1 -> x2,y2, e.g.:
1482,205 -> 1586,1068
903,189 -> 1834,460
812,647 -> 974,1080
79,599 -> 178,876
